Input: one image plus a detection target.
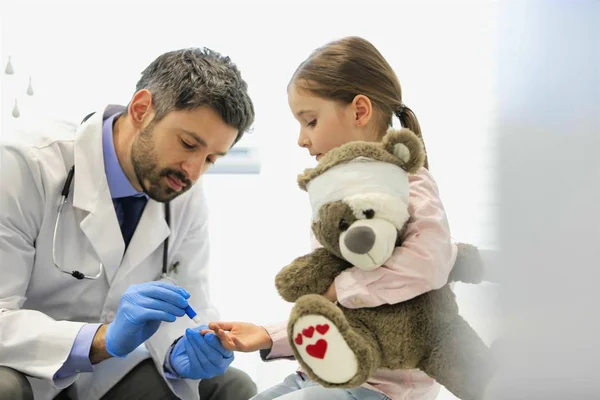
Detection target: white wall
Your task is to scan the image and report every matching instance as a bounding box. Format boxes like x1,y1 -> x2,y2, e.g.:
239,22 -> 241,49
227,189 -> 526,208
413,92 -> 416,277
1,1 -> 500,397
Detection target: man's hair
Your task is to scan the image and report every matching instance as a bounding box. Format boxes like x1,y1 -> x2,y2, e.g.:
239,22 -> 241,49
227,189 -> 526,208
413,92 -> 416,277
136,47 -> 255,144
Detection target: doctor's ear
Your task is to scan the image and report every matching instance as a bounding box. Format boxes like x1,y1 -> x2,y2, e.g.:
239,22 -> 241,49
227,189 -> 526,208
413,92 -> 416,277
128,89 -> 155,127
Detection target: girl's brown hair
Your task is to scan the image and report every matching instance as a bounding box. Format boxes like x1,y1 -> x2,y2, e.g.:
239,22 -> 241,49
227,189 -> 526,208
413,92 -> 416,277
290,36 -> 428,169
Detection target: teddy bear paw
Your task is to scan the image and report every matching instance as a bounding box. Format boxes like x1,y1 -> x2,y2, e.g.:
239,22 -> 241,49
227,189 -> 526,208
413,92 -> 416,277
291,314 -> 359,384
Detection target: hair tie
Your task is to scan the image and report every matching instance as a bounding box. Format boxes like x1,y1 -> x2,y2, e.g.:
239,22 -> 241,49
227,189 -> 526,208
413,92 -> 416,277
395,105 -> 406,118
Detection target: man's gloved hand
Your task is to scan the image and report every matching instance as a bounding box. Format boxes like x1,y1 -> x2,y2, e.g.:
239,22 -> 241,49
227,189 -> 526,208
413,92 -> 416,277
105,282 -> 190,357
170,325 -> 234,379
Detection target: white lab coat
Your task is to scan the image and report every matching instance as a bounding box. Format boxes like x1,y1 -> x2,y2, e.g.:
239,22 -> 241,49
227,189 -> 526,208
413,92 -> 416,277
0,107 -> 219,400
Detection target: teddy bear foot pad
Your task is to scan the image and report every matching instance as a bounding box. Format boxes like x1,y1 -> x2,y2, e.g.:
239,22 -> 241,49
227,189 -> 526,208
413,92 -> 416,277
292,314 -> 359,384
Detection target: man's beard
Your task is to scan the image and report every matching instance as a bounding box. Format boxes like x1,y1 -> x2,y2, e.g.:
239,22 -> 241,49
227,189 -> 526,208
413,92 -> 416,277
130,124 -> 192,203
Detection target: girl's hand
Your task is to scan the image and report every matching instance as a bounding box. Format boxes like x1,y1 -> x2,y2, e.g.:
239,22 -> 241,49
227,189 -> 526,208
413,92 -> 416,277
323,281 -> 337,302
200,321 -> 273,353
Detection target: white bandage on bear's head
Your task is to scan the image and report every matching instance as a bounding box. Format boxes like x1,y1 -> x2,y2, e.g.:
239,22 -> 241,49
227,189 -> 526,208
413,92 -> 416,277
305,157 -> 410,223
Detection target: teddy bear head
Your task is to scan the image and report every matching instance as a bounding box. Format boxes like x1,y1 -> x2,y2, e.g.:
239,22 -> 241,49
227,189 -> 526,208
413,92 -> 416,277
297,128 -> 425,271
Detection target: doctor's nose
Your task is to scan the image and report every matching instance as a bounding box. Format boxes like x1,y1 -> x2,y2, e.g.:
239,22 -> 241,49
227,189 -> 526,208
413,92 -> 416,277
182,155 -> 206,183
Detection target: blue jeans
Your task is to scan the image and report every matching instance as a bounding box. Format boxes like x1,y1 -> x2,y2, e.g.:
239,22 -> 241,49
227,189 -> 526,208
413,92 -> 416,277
251,372 -> 391,400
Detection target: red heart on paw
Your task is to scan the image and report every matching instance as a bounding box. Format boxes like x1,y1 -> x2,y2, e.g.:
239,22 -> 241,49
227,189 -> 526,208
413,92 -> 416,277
302,326 -> 315,338
306,339 -> 328,359
294,333 -> 303,345
316,324 -> 329,335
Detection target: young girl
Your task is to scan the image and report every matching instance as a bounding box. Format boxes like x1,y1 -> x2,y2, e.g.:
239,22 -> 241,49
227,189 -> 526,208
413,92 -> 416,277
207,36 -> 457,400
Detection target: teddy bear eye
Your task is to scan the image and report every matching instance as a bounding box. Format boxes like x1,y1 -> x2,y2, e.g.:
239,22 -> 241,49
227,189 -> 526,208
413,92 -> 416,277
363,209 -> 375,219
338,218 -> 349,231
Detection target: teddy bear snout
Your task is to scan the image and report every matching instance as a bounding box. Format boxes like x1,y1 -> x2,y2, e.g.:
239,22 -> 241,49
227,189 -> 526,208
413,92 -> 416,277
343,226 -> 376,254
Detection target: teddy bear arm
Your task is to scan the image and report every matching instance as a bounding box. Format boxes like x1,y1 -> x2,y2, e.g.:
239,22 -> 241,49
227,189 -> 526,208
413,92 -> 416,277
417,314 -> 494,400
448,242 -> 485,284
275,248 -> 350,302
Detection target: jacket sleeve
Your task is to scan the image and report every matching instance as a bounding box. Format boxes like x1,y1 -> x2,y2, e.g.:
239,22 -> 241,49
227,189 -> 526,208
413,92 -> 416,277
259,321 -> 295,361
333,167 -> 458,308
144,181 -> 220,400
53,324 -> 102,380
0,143 -> 86,389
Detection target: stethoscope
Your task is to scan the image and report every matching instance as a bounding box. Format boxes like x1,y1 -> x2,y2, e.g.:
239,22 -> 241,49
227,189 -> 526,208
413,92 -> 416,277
52,166 -> 172,280
52,112 -> 172,280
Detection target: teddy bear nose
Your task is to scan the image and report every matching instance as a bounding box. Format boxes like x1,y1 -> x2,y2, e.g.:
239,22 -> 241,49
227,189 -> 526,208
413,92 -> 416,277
344,226 -> 376,254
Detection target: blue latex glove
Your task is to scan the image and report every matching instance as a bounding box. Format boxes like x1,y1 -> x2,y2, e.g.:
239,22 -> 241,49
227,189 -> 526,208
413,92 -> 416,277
106,282 -> 190,357
170,325 -> 234,379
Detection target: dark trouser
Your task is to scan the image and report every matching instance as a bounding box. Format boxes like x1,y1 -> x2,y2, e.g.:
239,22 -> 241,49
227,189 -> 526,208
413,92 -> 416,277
0,367 -> 34,400
0,361 -> 257,400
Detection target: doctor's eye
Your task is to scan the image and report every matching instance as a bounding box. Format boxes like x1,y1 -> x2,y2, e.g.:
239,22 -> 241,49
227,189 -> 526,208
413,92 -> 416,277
338,218 -> 349,231
180,139 -> 195,150
363,209 -> 375,219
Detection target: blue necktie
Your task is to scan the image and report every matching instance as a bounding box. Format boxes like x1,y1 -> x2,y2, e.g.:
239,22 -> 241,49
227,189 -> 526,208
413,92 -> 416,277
117,196 -> 147,248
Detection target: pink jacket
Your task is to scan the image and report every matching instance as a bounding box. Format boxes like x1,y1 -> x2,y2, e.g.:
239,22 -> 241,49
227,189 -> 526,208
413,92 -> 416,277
262,167 -> 457,399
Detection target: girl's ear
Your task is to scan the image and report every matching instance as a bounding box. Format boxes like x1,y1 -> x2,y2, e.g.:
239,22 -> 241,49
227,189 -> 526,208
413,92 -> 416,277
352,94 -> 373,127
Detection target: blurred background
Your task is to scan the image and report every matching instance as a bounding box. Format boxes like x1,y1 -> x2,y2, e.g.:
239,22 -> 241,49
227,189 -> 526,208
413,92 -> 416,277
1,0 -> 598,398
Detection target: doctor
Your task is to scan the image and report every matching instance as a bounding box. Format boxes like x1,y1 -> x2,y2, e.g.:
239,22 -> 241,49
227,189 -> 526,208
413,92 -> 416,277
0,47 -> 257,400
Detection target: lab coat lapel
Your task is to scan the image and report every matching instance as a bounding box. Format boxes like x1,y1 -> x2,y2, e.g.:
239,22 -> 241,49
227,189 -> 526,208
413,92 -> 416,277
119,200 -> 170,280
73,108 -> 125,284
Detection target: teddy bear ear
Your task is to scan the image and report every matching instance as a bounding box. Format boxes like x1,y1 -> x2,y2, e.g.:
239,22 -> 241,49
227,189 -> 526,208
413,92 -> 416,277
381,128 -> 425,173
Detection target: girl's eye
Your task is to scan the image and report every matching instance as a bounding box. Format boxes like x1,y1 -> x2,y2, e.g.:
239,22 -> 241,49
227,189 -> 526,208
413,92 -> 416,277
307,119 -> 317,128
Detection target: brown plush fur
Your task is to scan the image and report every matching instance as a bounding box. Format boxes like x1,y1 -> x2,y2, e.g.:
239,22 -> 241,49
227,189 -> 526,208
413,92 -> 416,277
312,202 -> 357,258
451,243 -> 486,283
288,289 -> 492,394
298,128 -> 423,191
276,247 -> 349,303
381,127 -> 426,174
275,129 -> 495,400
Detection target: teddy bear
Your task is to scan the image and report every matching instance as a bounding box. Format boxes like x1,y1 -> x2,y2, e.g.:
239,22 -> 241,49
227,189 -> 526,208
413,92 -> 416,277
274,128 -> 494,400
